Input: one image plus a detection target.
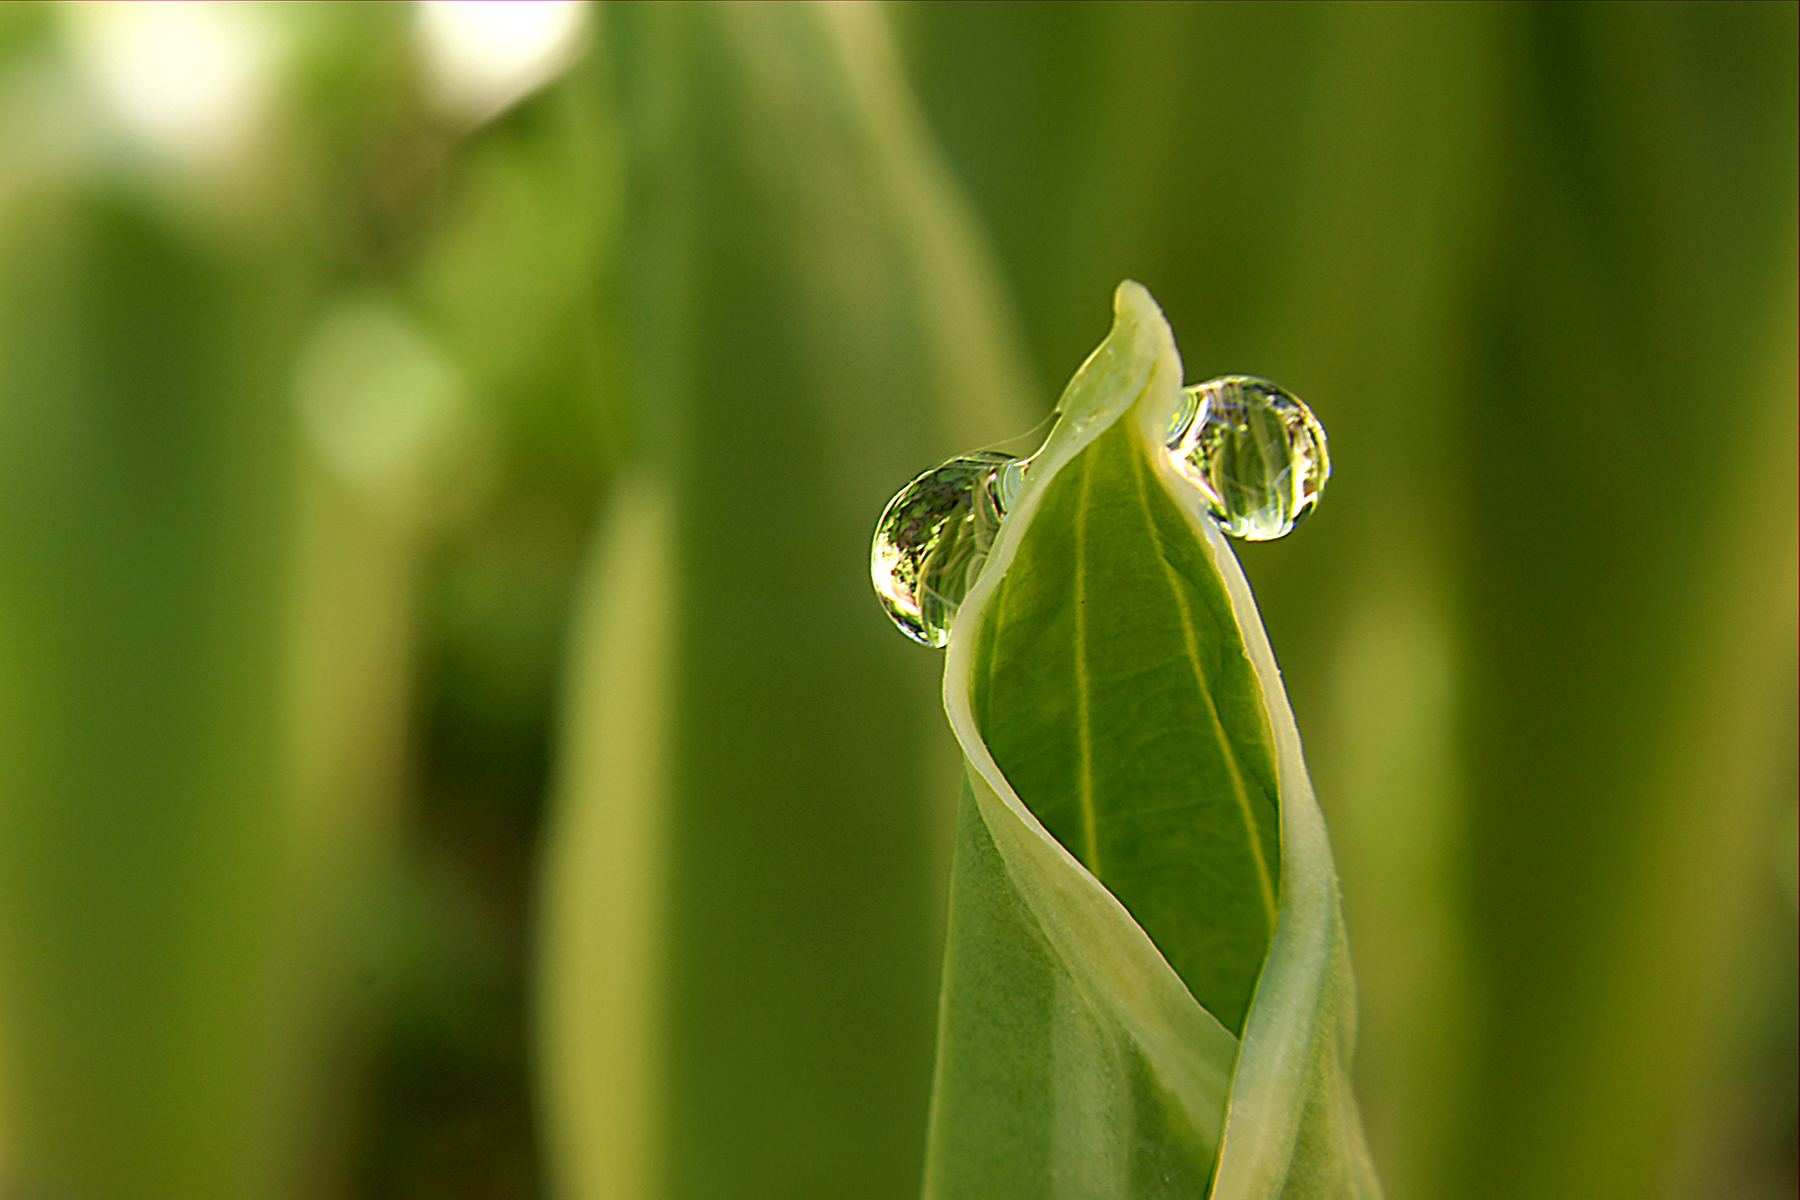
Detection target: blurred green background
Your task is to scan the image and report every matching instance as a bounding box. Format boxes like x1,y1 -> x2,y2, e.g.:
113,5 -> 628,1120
0,3 -> 1791,1199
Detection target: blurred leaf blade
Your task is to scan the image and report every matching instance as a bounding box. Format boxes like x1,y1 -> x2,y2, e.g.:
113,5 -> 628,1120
0,186 -> 303,1200
538,468 -> 676,1200
534,4 -> 1034,1197
1451,9 -> 1799,1199
928,283 -> 1379,1198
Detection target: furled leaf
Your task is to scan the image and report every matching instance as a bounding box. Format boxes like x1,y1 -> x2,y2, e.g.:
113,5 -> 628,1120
924,282 -> 1381,1198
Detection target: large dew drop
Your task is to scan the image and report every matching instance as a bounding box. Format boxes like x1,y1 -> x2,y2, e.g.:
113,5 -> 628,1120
1166,375 -> 1330,541
871,451 -> 1020,647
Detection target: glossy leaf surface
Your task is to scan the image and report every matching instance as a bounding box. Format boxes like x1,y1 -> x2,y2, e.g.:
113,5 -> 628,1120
926,282 -> 1381,1198
971,414 -> 1282,1037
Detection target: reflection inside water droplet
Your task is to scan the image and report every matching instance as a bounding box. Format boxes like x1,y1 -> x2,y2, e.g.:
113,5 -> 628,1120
871,378 -> 1330,646
1166,376 -> 1329,541
871,451 -> 1018,647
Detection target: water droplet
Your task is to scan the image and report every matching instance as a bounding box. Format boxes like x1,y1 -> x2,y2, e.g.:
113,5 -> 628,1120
1166,375 -> 1330,540
872,452 -> 1018,647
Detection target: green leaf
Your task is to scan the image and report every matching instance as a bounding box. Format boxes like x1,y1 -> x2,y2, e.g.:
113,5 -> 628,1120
971,412 -> 1282,1039
534,6 -> 1038,1198
925,282 -> 1382,1198
0,189 -> 305,1200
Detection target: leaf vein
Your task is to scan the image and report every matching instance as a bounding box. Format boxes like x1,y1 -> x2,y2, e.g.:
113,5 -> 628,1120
1128,429 -> 1278,933
1074,443 -> 1099,873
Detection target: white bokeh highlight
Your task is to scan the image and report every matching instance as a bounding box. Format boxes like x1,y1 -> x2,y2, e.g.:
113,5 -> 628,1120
61,1 -> 274,166
415,1 -> 589,125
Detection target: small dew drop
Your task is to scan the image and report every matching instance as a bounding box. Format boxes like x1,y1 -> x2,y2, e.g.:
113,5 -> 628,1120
871,452 -> 1017,647
1167,375 -> 1330,541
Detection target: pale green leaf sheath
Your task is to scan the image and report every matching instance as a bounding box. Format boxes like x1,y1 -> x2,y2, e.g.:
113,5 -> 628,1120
924,283 -> 1382,1199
